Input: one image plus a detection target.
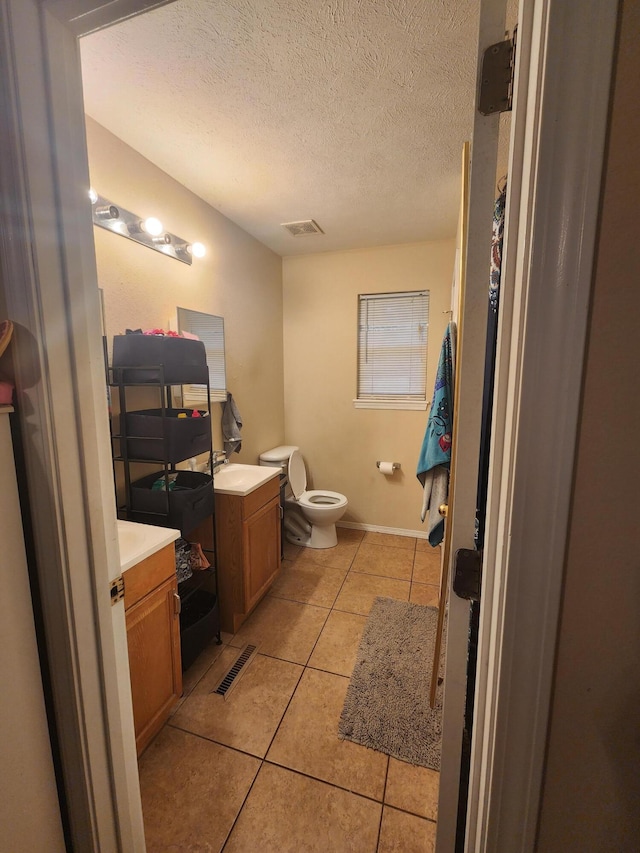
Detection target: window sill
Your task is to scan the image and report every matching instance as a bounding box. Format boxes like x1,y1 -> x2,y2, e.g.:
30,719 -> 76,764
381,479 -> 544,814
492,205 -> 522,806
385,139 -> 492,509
353,399 -> 428,411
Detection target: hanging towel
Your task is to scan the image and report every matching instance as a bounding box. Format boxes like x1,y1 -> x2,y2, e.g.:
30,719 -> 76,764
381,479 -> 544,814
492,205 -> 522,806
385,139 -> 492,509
221,391 -> 243,457
417,322 -> 456,546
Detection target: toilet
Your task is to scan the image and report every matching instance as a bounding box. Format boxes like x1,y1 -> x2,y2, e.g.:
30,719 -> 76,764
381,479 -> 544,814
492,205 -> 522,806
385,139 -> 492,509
259,445 -> 348,549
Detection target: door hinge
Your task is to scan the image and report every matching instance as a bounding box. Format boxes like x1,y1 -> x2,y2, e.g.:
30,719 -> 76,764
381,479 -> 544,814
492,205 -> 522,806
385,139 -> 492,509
478,27 -> 517,116
110,575 -> 124,606
452,548 -> 483,601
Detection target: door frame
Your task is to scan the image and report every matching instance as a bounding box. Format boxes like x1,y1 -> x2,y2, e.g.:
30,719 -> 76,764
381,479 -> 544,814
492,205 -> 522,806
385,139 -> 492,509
0,0 -> 619,850
465,0 -> 619,850
0,2 -> 153,849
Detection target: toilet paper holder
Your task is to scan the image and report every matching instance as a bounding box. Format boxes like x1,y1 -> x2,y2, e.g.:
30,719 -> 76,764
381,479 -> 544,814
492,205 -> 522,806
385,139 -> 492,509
376,461 -> 401,471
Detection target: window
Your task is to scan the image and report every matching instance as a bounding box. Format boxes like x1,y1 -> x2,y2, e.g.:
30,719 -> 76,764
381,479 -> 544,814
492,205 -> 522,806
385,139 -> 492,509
355,290 -> 429,410
176,306 -> 227,405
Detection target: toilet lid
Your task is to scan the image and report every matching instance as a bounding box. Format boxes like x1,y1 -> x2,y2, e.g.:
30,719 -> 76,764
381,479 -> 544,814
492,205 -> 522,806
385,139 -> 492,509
287,449 -> 307,499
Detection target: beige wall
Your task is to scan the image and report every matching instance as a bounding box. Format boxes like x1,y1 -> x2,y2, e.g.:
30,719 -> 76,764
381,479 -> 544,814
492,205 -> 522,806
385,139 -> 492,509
537,0 -> 640,849
283,241 -> 455,533
85,117 -> 285,463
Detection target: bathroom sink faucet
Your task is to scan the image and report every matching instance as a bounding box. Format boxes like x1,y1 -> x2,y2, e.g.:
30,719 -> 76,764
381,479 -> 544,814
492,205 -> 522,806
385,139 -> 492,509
211,450 -> 228,472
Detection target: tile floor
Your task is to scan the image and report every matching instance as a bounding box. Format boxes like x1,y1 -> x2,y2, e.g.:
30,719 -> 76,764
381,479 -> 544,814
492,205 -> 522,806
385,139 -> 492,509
139,529 -> 441,852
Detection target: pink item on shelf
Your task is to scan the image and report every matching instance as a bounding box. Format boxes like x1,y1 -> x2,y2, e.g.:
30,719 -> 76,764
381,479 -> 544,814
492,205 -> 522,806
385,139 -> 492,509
143,328 -> 181,337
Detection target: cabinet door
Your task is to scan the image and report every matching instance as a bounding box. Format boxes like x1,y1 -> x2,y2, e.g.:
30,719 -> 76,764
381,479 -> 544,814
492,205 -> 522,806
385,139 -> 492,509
243,494 -> 281,614
126,575 -> 182,755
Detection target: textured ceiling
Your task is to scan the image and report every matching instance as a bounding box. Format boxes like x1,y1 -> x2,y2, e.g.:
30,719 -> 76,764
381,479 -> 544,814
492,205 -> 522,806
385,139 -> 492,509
80,0 -> 483,256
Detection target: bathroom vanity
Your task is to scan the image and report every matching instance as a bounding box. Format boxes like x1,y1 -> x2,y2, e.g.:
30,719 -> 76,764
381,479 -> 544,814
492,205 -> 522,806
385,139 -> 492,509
188,464 -> 281,633
118,520 -> 181,756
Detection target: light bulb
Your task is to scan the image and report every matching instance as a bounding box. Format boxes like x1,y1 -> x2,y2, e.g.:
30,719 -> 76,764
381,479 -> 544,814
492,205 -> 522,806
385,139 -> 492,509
189,242 -> 206,258
142,217 -> 163,237
88,187 -> 98,204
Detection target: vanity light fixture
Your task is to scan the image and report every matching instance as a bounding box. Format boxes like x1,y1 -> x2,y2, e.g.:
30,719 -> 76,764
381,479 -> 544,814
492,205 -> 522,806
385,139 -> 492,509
90,190 -> 204,265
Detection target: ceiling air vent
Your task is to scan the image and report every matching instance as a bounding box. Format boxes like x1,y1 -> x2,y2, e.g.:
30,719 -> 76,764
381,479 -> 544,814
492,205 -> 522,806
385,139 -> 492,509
281,219 -> 324,237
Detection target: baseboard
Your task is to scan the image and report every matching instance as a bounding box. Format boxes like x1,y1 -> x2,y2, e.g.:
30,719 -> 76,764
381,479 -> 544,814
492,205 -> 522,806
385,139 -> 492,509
337,521 -> 429,540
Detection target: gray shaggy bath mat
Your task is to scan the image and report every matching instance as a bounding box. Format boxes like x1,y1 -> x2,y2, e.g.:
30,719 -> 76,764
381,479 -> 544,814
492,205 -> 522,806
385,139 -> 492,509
338,596 -> 445,770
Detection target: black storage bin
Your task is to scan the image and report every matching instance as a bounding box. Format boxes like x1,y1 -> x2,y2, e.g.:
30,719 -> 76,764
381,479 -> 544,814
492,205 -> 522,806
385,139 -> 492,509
129,470 -> 213,533
123,409 -> 210,463
112,335 -> 208,385
180,590 -> 219,671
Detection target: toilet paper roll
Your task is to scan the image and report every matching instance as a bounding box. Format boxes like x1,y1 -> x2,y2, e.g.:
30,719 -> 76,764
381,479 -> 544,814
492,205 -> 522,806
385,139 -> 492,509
378,461 -> 395,476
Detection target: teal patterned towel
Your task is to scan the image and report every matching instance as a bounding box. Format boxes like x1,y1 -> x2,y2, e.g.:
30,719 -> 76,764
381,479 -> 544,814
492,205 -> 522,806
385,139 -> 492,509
416,323 -> 455,546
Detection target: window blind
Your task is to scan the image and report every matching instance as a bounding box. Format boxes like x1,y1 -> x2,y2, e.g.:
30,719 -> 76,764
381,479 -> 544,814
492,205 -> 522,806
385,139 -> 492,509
357,291 -> 429,402
176,306 -> 227,404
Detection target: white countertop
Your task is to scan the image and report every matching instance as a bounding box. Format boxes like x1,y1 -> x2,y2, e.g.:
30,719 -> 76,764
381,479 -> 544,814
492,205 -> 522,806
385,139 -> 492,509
213,463 -> 280,496
117,519 -> 180,572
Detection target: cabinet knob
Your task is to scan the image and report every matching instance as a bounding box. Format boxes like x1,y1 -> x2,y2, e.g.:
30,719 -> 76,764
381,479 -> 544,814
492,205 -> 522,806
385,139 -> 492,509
174,592 -> 181,616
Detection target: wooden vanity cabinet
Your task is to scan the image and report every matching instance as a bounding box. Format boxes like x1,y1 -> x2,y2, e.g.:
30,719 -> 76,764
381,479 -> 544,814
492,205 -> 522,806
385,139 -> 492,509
214,476 -> 281,633
123,543 -> 182,756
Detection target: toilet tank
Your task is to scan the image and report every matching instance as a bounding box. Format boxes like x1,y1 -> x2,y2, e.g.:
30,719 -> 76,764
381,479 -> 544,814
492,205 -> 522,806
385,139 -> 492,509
258,445 -> 299,470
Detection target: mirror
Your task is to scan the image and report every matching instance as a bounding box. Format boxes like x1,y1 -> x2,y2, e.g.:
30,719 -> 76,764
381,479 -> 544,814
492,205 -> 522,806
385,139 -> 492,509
176,306 -> 227,404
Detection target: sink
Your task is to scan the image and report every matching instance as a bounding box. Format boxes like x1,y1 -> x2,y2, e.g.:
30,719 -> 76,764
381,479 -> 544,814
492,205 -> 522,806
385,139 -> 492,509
117,519 -> 180,572
213,463 -> 280,496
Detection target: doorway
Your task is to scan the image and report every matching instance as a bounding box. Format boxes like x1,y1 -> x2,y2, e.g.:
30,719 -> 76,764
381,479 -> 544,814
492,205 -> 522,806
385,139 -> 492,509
76,3 -> 508,848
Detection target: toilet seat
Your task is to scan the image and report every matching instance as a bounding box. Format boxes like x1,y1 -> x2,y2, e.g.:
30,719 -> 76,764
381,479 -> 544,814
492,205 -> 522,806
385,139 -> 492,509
298,489 -> 348,509
287,451 -> 347,510
287,449 -> 307,499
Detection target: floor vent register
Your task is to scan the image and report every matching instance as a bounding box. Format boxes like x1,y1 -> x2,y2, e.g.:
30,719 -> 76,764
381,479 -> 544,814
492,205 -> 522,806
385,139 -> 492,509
212,643 -> 259,699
